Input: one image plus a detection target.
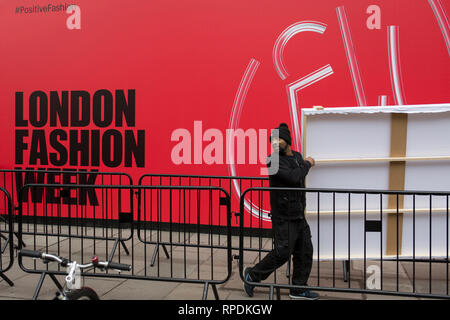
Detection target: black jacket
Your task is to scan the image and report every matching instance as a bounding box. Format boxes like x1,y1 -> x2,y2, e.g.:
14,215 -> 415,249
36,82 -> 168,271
266,151 -> 311,220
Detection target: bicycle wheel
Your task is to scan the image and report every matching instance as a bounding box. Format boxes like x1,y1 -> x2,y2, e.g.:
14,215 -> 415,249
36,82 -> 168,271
65,287 -> 100,300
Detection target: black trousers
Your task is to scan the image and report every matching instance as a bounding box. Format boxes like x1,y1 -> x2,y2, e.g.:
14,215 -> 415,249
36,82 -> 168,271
249,218 -> 313,288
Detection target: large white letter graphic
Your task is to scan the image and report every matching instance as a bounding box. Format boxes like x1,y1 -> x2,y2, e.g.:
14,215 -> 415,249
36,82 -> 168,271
428,0 -> 450,56
228,59 -> 273,221
228,22 -> 334,221
273,21 -> 334,151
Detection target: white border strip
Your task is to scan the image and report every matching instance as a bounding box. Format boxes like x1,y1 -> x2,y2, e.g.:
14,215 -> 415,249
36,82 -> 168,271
302,103 -> 450,116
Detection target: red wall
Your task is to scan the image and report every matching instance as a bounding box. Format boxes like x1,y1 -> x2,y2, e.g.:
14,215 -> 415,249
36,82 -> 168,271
1,0 -> 449,184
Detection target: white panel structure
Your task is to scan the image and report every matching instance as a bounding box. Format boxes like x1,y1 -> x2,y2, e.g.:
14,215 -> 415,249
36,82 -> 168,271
300,104 -> 450,260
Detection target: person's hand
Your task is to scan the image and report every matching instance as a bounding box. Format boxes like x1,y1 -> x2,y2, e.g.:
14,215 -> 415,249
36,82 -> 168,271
305,157 -> 315,167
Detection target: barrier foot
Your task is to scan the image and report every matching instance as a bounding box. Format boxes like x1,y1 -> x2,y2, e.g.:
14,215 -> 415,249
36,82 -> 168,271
0,272 -> 14,287
150,244 -> 170,267
269,286 -> 274,300
343,260 -> 350,282
32,272 -> 47,300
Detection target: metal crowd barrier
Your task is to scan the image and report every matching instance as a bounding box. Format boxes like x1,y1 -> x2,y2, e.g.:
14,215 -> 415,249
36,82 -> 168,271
17,183 -> 134,294
138,174 -> 270,264
0,169 -> 134,252
17,184 -> 232,300
0,187 -> 14,287
9,172 -> 450,300
0,168 -> 134,207
239,187 -> 450,300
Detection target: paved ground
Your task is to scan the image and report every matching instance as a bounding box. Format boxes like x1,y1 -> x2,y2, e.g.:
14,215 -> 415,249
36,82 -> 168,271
0,260 -> 425,300
0,226 -> 447,300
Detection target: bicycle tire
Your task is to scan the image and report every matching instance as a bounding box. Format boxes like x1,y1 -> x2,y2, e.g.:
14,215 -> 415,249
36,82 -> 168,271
65,287 -> 100,300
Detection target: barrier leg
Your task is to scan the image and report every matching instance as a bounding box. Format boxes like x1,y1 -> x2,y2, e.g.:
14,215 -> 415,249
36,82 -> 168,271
49,274 -> 64,292
32,273 -> 64,300
120,240 -> 130,256
32,273 -> 47,300
269,285 -> 274,300
211,284 -> 219,300
0,272 -> 14,287
1,234 -> 8,253
150,245 -> 159,267
1,232 -> 25,251
14,232 -> 26,249
108,238 -> 124,263
286,257 -> 291,278
201,282 -> 220,300
150,244 -> 170,267
276,287 -> 281,300
161,244 -> 170,259
202,282 -> 209,300
343,260 -> 350,282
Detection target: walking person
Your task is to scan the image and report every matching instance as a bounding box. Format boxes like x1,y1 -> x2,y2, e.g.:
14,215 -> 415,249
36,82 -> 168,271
243,123 -> 319,300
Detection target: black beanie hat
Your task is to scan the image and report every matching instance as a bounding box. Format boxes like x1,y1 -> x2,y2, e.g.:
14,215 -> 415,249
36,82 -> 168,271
271,123 -> 292,146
